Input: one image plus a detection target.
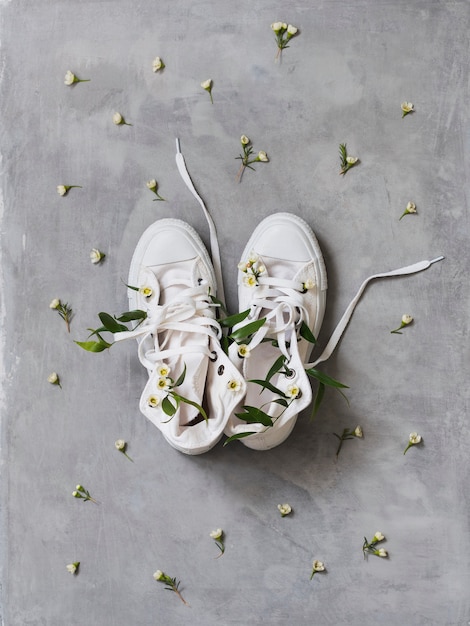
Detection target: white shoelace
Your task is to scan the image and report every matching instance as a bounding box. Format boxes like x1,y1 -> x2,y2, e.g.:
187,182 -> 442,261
236,257 -> 445,370
113,283 -> 221,371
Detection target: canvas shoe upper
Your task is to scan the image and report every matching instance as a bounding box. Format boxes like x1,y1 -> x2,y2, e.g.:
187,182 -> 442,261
225,213 -> 327,450
114,218 -> 246,455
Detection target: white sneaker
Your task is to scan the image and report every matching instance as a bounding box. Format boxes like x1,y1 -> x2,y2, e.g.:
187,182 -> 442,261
224,213 -> 327,450
114,218 -> 246,455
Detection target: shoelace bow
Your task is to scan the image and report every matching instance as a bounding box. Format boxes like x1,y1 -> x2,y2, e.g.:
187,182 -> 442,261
239,276 -> 310,361
114,283 -> 221,371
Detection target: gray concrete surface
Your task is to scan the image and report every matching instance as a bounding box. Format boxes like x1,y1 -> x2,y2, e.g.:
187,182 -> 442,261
1,1 -> 469,624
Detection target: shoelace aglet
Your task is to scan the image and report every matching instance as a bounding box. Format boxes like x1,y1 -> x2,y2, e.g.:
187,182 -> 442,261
175,137 -> 181,154
430,255 -> 445,264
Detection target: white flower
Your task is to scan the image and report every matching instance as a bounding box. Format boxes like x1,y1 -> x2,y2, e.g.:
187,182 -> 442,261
210,528 -> 223,540
237,344 -> 251,358
247,251 -> 259,264
240,135 -> 250,145
57,185 -> 67,196
201,79 -> 213,103
227,379 -> 241,392
401,101 -> 414,116
257,264 -> 266,275
346,156 -> 358,164
156,377 -> 171,391
153,570 -> 164,581
47,372 -> 61,388
90,249 -> 105,264
115,439 -> 126,451
243,274 -> 258,288
312,560 -> 325,572
257,151 -> 269,162
146,179 -> 157,190
148,395 -> 160,408
64,70 -> 75,85
302,278 -> 315,291
404,431 -> 422,454
139,285 -> 153,298
354,425 -> 363,438
66,562 -> 79,574
377,548 -> 388,558
286,383 -> 301,399
277,503 -> 292,517
402,314 -> 413,325
152,57 -> 165,72
374,531 -> 385,542
282,22 -> 287,29
157,364 -> 171,377
64,70 -> 89,85
409,432 -> 421,445
406,201 -> 417,214
287,24 -> 298,36
271,21 -> 283,32
49,298 -> 60,309
113,112 -> 123,125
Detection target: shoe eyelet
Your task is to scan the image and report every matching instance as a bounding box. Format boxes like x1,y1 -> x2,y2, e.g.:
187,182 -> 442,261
296,389 -> 303,399
217,365 -> 225,376
209,350 -> 217,362
284,368 -> 296,379
197,278 -> 203,285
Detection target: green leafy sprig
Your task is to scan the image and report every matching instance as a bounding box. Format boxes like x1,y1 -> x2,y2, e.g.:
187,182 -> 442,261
339,143 -> 359,175
150,364 -> 209,424
363,532 -> 388,559
50,298 -> 73,332
75,309 -> 147,352
153,570 -> 187,604
271,22 -> 299,60
235,135 -> 268,182
333,425 -> 363,458
72,484 -> 97,504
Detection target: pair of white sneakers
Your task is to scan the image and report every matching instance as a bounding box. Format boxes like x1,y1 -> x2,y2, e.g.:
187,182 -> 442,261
117,211 -> 327,455
112,140 -> 443,455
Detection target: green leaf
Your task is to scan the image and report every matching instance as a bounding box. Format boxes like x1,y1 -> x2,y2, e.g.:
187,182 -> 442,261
265,354 -> 287,383
162,396 -> 177,417
223,431 -> 257,445
221,335 -> 230,355
75,340 -> 111,352
219,309 -> 251,328
305,368 -> 349,389
236,406 -> 273,427
272,398 -> 289,408
311,382 -> 325,418
173,364 -> 187,388
125,283 -> 139,292
299,321 -> 317,345
229,317 -> 266,342
98,312 -> 128,333
171,393 -> 208,423
116,310 -> 147,322
249,379 -> 286,397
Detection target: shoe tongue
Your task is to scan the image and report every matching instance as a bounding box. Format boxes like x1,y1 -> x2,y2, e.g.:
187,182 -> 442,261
149,258 -> 197,305
261,255 -> 302,280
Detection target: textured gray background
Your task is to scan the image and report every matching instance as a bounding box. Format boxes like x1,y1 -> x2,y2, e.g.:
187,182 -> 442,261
1,1 -> 469,625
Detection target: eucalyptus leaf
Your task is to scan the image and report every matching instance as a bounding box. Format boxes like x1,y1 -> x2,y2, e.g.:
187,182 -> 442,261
305,368 -> 349,389
223,431 -> 257,445
236,406 -> 273,427
299,321 -> 317,344
98,312 -> 128,333
173,364 -> 187,388
116,310 -> 147,322
272,398 -> 289,407
249,378 -> 286,397
265,354 -> 287,383
75,340 -> 111,353
162,396 -> 177,417
171,392 -> 208,422
229,317 -> 266,342
219,308 -> 251,328
311,382 -> 325,419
